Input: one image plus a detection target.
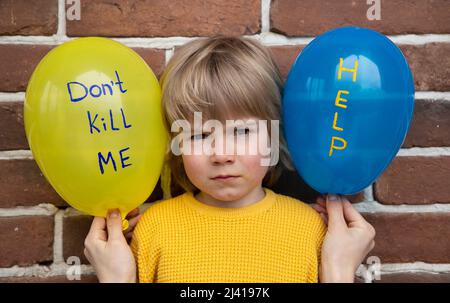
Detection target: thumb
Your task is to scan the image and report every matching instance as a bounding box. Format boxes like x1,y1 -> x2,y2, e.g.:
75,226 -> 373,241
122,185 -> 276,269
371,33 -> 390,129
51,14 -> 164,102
342,200 -> 367,228
106,209 -> 125,241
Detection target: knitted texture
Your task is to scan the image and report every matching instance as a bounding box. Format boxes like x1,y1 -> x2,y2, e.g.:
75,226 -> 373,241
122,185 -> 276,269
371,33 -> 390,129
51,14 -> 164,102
131,187 -> 327,282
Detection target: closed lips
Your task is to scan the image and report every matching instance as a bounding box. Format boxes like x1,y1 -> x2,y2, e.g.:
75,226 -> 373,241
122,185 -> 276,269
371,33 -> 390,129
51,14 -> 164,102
212,175 -> 239,179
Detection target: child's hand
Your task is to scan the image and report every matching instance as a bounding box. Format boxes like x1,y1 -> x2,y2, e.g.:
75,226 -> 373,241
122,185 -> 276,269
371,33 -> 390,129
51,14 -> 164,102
314,195 -> 376,283
84,209 -> 137,283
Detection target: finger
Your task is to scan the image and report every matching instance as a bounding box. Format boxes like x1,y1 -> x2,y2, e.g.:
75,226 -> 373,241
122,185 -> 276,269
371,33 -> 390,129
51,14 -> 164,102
311,203 -> 327,214
316,195 -> 326,206
342,200 -> 366,227
326,194 -> 347,229
87,217 -> 107,242
123,214 -> 142,234
128,214 -> 142,230
126,208 -> 140,220
318,199 -> 326,208
106,209 -> 126,241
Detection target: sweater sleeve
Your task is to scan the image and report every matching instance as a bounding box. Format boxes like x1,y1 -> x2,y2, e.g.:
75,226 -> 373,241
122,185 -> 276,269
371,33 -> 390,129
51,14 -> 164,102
316,217 -> 327,271
130,207 -> 161,283
306,206 -> 328,283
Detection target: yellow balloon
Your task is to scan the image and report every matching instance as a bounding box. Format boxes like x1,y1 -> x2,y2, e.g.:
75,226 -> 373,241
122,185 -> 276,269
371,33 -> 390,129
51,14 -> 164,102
24,37 -> 167,226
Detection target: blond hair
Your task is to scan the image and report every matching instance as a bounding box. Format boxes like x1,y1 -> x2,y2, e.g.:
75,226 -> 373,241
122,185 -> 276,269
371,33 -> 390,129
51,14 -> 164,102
160,36 -> 293,197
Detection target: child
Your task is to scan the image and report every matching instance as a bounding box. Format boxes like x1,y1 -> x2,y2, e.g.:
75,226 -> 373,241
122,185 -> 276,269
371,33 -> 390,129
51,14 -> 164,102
84,36 -> 375,283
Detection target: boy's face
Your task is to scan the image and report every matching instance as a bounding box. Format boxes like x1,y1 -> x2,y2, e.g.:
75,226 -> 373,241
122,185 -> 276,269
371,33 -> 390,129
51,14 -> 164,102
180,116 -> 271,203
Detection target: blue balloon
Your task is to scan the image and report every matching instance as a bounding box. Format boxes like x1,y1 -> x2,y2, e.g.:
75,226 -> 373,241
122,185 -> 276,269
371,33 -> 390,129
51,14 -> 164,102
282,27 -> 414,195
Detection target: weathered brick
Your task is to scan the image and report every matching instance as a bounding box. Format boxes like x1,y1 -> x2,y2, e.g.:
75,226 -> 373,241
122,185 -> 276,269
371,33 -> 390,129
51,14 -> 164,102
0,159 -> 67,207
63,215 -> 92,265
269,45 -> 303,79
346,192 -> 366,204
0,44 -> 165,92
132,48 -> 166,77
375,272 -> 450,283
0,102 -> 28,150
374,156 -> 450,205
269,43 -> 450,92
0,156 -> 163,208
403,99 -> 450,147
0,216 -> 54,267
0,44 -> 53,92
400,43 -> 450,91
62,186 -> 163,265
271,0 -> 450,36
66,0 -> 261,37
0,275 -> 98,283
363,212 -> 450,263
0,0 -> 57,35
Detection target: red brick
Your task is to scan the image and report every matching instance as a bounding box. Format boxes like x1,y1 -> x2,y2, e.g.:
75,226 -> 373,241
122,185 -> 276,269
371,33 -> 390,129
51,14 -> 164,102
363,212 -> 450,263
269,45 -> 303,79
0,0 -> 57,35
403,99 -> 450,147
0,275 -> 98,283
66,0 -> 261,37
62,187 -> 163,265
375,272 -> 450,283
269,43 -> 450,92
346,192 -> 365,203
374,156 -> 450,205
0,44 -> 165,92
0,156 -> 163,208
400,43 -> 450,91
63,215 -> 93,265
0,159 -> 67,208
0,102 -> 28,150
0,44 -> 53,92
271,0 -> 450,36
131,48 -> 166,77
0,216 -> 54,267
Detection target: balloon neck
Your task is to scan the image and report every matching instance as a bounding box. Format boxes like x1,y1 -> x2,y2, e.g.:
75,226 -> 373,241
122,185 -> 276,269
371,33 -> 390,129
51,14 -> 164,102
121,219 -> 129,231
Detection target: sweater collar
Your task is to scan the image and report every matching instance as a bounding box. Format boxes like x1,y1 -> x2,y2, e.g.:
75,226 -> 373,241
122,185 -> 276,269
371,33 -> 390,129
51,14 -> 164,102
182,187 -> 276,218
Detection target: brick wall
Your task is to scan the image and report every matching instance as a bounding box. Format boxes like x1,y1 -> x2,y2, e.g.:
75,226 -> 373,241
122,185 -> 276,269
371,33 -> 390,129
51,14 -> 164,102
0,0 -> 449,283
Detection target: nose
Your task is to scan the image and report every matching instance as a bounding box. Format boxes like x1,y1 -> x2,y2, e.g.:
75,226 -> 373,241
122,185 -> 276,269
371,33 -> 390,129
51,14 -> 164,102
209,136 -> 236,165
210,152 -> 235,165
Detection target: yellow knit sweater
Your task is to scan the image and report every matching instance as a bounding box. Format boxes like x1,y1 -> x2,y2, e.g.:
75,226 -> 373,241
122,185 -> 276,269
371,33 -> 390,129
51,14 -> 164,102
131,187 -> 327,283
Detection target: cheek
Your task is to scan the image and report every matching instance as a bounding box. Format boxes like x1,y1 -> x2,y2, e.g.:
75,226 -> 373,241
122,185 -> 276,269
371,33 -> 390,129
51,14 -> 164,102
182,155 -> 205,183
240,155 -> 269,179
241,131 -> 271,177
